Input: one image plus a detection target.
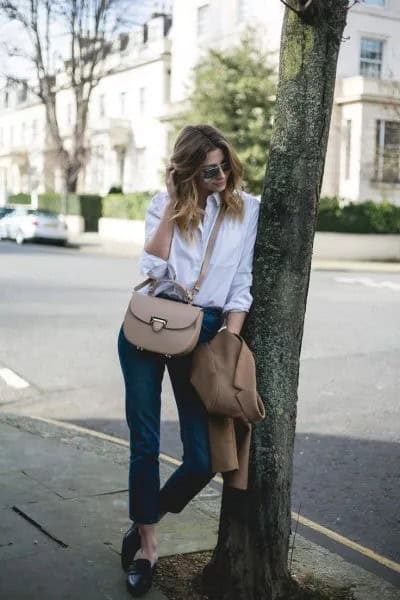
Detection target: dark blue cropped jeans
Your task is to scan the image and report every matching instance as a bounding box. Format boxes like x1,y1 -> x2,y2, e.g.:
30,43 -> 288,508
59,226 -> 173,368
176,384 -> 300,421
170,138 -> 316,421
118,303 -> 223,524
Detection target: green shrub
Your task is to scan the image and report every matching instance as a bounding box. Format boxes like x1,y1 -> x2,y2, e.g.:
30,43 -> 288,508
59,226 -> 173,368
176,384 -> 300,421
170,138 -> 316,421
79,194 -> 102,231
8,193 -> 30,205
38,193 -> 81,215
341,201 -> 400,234
317,198 -> 400,234
108,185 -> 123,194
102,191 -> 154,220
317,197 -> 342,231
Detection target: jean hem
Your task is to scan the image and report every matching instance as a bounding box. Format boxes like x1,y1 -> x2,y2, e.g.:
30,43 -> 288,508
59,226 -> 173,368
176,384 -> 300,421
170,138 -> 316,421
129,516 -> 161,525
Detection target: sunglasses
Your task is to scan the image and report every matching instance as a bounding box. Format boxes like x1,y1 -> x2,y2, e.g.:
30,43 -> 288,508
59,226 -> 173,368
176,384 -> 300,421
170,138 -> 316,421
200,161 -> 231,181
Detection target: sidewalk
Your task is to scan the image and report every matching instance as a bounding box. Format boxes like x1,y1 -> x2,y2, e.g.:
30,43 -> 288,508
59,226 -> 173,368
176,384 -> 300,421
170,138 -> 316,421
69,232 -> 400,273
0,413 -> 399,600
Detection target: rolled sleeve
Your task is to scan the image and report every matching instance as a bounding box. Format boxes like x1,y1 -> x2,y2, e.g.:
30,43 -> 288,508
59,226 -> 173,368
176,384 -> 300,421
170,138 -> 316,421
139,192 -> 169,279
223,200 -> 259,314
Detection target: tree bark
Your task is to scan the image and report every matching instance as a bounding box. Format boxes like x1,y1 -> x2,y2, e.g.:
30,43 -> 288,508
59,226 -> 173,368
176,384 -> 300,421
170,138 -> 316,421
203,3 -> 349,599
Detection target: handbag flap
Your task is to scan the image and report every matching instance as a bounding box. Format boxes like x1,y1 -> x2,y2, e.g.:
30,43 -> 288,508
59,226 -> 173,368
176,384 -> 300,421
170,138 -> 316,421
129,292 -> 201,330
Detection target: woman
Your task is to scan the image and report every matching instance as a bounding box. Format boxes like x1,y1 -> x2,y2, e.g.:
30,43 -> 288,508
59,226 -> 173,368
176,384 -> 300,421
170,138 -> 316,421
118,124 -> 259,597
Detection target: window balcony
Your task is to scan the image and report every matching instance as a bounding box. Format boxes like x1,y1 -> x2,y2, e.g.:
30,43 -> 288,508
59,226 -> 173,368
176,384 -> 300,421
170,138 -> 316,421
90,118 -> 132,148
335,76 -> 400,105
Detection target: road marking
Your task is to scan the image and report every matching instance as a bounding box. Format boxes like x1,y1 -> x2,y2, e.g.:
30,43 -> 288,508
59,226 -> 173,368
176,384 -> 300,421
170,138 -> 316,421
0,368 -> 29,389
29,415 -> 400,575
335,276 -> 400,291
291,513 -> 400,574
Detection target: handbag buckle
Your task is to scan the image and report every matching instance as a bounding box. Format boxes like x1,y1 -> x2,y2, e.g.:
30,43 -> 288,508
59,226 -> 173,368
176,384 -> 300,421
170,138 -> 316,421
151,316 -> 167,332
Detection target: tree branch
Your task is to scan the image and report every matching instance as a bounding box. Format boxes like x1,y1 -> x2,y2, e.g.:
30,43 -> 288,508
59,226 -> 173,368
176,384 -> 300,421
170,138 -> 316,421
279,0 -> 322,24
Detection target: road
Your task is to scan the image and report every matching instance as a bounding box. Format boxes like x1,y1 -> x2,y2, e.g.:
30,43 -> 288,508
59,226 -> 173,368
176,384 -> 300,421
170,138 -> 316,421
1,240 -> 399,585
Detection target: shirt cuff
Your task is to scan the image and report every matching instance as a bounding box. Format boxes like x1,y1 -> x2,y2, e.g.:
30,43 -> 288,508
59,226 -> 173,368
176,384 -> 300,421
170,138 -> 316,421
139,250 -> 168,279
223,292 -> 253,314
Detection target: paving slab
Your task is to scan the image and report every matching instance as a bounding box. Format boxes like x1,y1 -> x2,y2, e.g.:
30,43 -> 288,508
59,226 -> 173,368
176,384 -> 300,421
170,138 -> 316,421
0,543 -> 166,600
0,506 -> 56,562
0,421 -> 101,474
0,470 -> 60,507
22,459 -> 128,499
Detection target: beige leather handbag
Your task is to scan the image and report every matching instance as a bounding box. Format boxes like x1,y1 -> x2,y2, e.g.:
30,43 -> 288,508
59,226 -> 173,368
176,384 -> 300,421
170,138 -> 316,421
122,208 -> 224,357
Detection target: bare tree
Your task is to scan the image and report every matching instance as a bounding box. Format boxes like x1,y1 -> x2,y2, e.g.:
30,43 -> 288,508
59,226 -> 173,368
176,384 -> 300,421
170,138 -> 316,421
0,0 -> 149,195
203,1 -> 350,598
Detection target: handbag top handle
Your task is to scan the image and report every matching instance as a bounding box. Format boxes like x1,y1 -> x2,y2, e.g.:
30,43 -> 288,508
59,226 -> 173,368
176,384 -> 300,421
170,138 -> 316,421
134,206 -> 226,303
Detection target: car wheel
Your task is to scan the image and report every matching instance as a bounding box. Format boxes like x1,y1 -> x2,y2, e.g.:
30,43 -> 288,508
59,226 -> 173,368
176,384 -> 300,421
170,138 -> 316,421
15,230 -> 25,245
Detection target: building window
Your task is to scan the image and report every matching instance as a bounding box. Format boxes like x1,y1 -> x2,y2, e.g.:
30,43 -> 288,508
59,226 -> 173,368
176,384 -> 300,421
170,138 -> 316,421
99,94 -> 105,117
17,82 -> 28,104
375,120 -> 400,183
119,33 -> 129,52
0,128 -> 3,147
3,89 -> 9,108
344,120 -> 352,180
360,38 -> 383,78
237,0 -> 250,21
139,87 -> 146,113
364,0 -> 385,6
21,122 -> 26,144
197,4 -> 209,37
10,125 -> 14,146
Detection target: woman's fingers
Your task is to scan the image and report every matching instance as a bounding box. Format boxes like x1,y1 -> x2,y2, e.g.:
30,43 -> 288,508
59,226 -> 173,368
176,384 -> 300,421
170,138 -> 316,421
165,166 -> 173,183
166,166 -> 176,199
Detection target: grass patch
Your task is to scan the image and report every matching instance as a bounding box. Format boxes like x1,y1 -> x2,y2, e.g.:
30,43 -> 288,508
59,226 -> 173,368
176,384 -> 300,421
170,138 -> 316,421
154,551 -> 355,600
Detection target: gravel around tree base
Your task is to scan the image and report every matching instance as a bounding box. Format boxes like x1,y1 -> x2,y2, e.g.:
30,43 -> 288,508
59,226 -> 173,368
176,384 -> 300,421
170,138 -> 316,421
154,551 -> 356,600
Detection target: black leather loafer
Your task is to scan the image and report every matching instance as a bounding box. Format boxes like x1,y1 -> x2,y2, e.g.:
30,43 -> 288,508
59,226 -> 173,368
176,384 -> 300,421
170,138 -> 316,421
126,558 -> 156,597
121,522 -> 141,572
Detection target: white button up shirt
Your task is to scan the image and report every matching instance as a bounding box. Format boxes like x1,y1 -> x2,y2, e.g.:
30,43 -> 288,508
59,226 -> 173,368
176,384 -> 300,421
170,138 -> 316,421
139,190 -> 260,313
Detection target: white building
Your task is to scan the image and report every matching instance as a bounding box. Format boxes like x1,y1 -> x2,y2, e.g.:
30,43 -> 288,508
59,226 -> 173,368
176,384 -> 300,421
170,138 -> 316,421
0,0 -> 399,207
0,12 -> 173,203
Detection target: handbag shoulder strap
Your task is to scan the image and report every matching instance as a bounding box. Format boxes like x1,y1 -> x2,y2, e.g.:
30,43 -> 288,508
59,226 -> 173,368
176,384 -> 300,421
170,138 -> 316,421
191,206 -> 225,296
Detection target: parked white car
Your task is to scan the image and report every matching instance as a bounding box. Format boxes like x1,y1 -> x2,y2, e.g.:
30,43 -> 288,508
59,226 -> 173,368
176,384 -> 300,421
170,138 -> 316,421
0,207 -> 68,245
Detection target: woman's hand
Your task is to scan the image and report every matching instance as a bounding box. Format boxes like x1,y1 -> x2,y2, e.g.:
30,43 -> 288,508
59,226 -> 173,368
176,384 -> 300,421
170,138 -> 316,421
165,166 -> 177,207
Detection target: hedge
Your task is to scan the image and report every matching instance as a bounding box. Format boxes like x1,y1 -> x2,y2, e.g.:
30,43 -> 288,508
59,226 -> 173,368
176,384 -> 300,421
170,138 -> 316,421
8,192 -> 80,214
79,194 -> 102,231
102,191 -> 154,220
317,198 -> 400,234
8,193 -> 31,205
39,193 -> 81,215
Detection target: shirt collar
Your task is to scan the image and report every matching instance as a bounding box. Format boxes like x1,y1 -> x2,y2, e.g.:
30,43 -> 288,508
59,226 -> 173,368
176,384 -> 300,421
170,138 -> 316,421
207,192 -> 221,206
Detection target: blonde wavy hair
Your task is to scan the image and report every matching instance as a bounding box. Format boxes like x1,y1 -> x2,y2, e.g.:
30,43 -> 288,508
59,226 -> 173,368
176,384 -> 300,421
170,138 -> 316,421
169,124 -> 244,238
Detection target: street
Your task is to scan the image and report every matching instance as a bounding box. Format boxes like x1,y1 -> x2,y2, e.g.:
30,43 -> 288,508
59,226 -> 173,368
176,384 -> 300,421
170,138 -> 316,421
0,240 -> 399,581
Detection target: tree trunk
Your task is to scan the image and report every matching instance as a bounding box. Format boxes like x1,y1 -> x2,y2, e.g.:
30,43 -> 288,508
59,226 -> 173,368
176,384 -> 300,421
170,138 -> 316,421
203,3 -> 348,599
66,172 -> 78,194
